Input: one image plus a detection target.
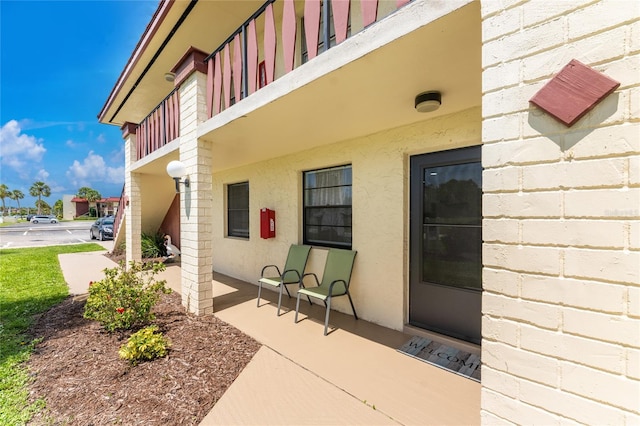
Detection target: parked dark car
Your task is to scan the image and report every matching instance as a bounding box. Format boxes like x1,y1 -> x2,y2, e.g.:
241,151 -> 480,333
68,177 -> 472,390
90,216 -> 114,241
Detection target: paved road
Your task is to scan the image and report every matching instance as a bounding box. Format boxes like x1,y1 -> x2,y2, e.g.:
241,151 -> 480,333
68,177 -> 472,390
0,222 -> 113,250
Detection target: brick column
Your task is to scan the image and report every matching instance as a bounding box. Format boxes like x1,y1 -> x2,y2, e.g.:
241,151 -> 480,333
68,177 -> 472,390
122,123 -> 142,263
480,1 -> 639,424
174,48 -> 213,315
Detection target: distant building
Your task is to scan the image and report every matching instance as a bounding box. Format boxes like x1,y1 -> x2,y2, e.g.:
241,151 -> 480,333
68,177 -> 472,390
66,196 -> 119,218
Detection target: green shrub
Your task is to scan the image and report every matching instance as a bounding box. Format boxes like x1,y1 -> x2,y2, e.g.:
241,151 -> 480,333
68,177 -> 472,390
118,325 -> 170,365
83,261 -> 171,332
141,232 -> 165,258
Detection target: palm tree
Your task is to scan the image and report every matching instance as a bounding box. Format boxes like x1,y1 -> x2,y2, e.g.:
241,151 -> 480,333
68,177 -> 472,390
0,183 -> 11,216
77,186 -> 102,217
11,189 -> 24,215
53,199 -> 63,218
0,184 -> 8,216
30,181 -> 51,214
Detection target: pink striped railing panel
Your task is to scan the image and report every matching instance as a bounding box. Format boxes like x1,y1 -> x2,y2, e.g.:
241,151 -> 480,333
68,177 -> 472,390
304,0 -> 321,60
247,19 -> 258,95
223,44 -> 232,110
282,0 -> 297,73
264,3 -> 277,84
332,0 -> 350,44
361,0 -> 378,27
233,34 -> 243,102
213,51 -> 223,115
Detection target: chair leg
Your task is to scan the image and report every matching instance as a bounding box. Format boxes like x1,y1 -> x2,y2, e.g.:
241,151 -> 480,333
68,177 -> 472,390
347,292 -> 358,320
299,282 -> 312,305
257,282 -> 263,307
294,292 -> 302,323
283,283 -> 292,298
277,283 -> 284,316
324,296 -> 332,336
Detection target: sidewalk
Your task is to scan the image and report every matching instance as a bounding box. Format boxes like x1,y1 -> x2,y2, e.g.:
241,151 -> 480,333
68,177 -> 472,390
59,250 -> 480,425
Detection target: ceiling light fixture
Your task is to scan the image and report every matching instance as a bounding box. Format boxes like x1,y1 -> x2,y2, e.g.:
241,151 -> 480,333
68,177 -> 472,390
415,91 -> 442,113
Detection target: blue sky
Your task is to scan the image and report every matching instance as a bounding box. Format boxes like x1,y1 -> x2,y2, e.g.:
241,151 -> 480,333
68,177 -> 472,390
0,0 -> 157,208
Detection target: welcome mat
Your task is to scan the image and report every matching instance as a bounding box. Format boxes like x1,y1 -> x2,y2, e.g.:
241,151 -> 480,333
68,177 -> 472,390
398,336 -> 481,382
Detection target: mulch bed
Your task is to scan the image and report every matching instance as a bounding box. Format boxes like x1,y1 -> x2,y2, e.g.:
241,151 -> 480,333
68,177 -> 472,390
26,292 -> 261,425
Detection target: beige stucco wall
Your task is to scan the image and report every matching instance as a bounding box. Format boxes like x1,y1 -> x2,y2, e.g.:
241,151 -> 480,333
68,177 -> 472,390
62,194 -> 75,220
211,106 -> 481,330
480,0 -> 640,423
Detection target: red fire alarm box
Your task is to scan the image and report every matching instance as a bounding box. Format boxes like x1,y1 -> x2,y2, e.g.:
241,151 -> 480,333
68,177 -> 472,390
260,208 -> 275,239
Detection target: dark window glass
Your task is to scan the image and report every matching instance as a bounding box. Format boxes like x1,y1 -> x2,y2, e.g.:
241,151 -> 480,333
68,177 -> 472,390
303,165 -> 352,248
421,161 -> 482,289
228,182 -> 249,238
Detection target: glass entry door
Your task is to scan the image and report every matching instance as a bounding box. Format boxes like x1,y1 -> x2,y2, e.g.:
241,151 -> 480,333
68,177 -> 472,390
409,146 -> 482,344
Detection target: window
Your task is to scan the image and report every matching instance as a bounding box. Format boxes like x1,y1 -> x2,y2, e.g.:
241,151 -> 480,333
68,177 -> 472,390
303,165 -> 352,248
227,182 -> 249,238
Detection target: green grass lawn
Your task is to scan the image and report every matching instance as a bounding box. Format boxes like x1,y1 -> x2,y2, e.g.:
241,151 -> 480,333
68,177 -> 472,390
0,244 -> 105,425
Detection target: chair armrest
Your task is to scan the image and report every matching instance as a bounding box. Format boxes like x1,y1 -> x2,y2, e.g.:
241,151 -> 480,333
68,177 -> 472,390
261,264 -> 281,277
328,279 -> 348,296
301,272 -> 320,287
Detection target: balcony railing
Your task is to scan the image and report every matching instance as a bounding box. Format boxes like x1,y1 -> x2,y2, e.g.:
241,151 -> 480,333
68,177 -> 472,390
136,88 -> 180,160
113,184 -> 125,242
205,0 -> 412,118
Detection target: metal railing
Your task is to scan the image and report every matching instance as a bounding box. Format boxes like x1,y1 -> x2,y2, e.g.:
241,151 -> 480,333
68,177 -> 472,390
113,184 -> 126,242
136,88 -> 180,160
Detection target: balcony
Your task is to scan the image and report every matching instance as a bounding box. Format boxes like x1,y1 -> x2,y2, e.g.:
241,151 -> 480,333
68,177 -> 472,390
135,88 -> 180,161
133,0 -> 412,161
205,0 -> 412,118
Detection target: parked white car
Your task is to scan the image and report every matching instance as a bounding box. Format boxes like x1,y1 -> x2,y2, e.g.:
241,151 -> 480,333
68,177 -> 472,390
30,215 -> 58,224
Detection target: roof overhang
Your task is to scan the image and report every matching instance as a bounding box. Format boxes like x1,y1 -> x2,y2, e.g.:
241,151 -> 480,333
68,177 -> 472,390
98,0 -> 265,126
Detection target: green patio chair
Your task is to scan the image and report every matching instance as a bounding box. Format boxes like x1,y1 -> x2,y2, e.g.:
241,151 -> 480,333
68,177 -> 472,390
258,244 -> 312,316
294,248 -> 358,335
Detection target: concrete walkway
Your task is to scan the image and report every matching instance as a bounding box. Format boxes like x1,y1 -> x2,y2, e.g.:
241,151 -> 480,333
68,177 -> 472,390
58,250 -> 480,425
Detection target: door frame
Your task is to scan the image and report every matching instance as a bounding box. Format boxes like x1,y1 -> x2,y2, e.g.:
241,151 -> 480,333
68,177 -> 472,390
407,145 -> 482,344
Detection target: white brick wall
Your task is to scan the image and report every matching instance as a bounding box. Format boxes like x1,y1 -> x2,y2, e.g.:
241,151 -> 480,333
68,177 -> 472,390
178,71 -> 214,315
124,135 -> 142,263
481,0 -> 640,423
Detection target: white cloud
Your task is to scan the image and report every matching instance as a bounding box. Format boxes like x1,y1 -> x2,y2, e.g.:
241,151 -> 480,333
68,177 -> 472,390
110,142 -> 125,163
35,169 -> 50,181
0,120 -> 46,170
66,151 -> 124,187
66,139 -> 76,148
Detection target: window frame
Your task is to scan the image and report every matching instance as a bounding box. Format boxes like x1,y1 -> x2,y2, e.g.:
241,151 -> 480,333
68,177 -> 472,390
302,164 -> 352,249
227,181 -> 250,239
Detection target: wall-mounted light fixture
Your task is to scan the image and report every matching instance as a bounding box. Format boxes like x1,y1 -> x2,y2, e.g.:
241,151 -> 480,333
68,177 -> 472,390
164,72 -> 176,82
415,91 -> 442,113
166,160 -> 190,193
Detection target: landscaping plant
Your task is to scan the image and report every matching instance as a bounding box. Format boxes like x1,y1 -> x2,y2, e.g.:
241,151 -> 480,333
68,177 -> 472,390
83,261 -> 171,332
118,325 -> 171,365
0,244 -> 104,425
141,232 -> 165,258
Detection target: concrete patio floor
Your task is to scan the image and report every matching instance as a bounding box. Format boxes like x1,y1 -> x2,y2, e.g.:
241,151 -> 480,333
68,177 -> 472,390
59,249 -> 480,425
